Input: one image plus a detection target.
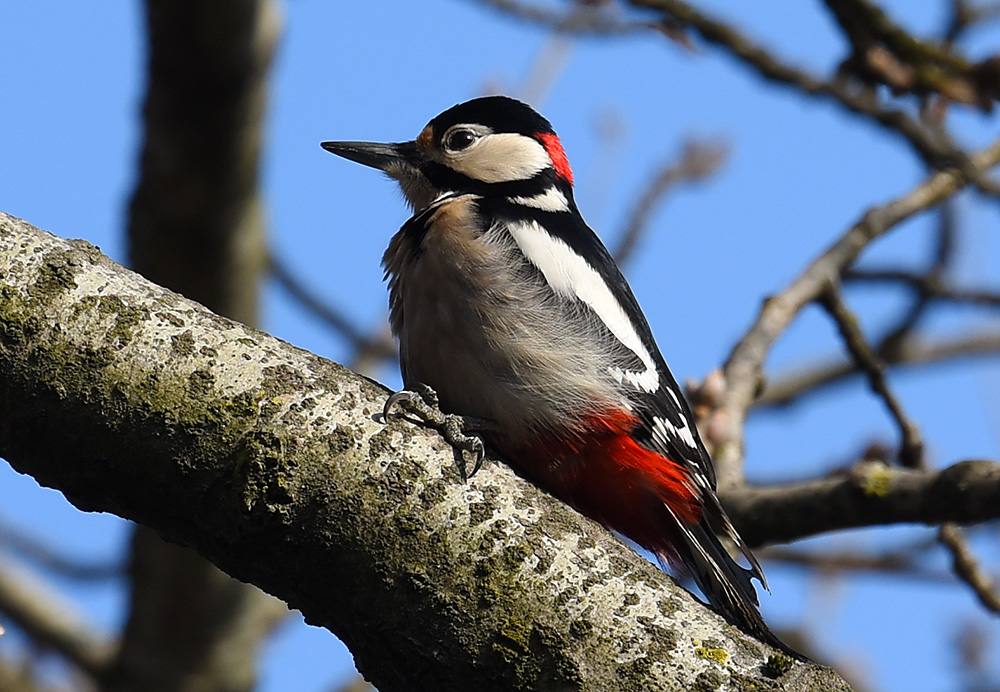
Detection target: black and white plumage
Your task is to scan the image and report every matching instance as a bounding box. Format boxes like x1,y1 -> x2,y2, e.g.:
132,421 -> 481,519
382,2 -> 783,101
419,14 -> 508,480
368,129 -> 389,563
322,96 -> 791,653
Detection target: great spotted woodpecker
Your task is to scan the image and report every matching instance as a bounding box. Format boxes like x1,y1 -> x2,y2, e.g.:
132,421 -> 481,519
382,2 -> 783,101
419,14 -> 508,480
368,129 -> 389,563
322,96 -> 783,648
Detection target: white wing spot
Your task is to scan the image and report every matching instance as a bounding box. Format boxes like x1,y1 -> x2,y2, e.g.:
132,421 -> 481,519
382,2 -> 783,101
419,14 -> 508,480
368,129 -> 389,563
610,366 -> 659,393
506,219 -> 660,393
652,415 -> 698,451
663,385 -> 681,409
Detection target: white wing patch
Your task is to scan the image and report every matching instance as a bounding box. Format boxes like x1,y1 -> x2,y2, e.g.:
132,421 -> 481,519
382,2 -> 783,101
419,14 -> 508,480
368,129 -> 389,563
506,219 -> 660,393
508,187 -> 569,212
652,414 -> 698,452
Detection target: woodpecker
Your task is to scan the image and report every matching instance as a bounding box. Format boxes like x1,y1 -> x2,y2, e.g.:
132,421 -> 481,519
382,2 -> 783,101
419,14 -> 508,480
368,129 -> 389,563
322,96 -> 785,649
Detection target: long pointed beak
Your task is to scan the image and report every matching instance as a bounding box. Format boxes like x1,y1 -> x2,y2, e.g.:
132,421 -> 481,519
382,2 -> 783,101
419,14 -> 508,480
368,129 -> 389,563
320,140 -> 420,172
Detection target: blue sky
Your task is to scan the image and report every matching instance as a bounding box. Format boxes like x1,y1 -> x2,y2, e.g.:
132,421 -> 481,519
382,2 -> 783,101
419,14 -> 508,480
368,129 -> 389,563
2,1 -> 1000,690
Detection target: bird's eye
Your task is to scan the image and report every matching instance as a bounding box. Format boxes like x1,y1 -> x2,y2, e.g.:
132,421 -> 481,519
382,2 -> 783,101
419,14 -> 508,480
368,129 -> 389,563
445,129 -> 477,151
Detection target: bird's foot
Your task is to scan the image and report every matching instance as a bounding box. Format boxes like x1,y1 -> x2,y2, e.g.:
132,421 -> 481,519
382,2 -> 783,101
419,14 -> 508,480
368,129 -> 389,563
383,384 -> 490,480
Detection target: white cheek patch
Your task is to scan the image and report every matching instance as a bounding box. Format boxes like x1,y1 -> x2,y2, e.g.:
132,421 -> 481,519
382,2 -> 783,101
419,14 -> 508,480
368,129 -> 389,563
506,219 -> 660,393
449,133 -> 551,184
508,187 -> 570,212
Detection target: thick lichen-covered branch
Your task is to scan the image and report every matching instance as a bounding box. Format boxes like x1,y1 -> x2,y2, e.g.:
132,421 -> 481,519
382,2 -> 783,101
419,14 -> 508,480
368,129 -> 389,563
0,213 -> 849,691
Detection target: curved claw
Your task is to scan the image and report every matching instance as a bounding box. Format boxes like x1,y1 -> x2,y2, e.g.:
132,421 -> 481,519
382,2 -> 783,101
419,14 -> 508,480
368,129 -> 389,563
466,439 -> 486,479
383,390 -> 415,422
382,385 -> 491,482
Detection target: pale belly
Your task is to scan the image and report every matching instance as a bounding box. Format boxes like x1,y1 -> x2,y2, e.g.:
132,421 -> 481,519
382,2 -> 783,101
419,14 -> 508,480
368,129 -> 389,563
394,243 -> 620,436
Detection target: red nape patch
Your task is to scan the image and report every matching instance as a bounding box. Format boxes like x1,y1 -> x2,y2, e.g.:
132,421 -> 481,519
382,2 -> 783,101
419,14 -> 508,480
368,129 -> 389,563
537,132 -> 574,185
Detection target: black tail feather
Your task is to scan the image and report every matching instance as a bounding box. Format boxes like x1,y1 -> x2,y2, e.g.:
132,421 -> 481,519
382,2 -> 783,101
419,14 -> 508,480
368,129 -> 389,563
661,502 -> 807,660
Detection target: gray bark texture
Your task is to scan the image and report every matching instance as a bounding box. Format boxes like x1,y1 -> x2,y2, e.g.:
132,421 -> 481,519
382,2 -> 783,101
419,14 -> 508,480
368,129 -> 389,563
0,212 -> 851,692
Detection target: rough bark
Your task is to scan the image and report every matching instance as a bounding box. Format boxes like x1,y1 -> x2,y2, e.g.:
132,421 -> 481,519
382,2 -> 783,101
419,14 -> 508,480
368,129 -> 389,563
0,212 -> 850,691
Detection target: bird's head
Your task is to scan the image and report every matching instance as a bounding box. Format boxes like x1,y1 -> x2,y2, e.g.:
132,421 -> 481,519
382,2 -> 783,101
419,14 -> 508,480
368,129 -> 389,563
323,95 -> 575,211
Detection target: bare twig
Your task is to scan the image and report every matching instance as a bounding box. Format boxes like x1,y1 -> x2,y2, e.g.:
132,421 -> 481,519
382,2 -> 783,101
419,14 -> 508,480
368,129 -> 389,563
845,269 -> 1000,307
474,0 -> 644,35
0,521 -> 122,581
0,562 -> 116,676
760,543 -> 953,581
630,0 -> 955,165
755,330 -> 1000,408
753,198 -> 999,408
947,0 -> 1000,45
716,137 -> 1000,487
817,285 -> 924,467
765,271 -> 1000,612
823,0 -> 995,107
947,0 -> 999,42
867,200 -> 958,353
613,139 -> 727,265
938,523 -> 1000,614
629,0 -> 1000,196
268,253 -> 397,364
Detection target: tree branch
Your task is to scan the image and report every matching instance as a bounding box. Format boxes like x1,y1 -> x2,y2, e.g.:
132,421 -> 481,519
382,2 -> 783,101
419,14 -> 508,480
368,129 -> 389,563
822,0 -> 998,107
629,0 -> 967,169
0,212 -> 849,691
613,139 -> 728,266
118,3 -> 288,690
816,285 -> 924,467
754,330 -> 1000,408
759,543 -> 954,581
938,523 -> 1000,614
844,268 -> 1000,307
0,562 -> 116,676
716,137 -> 1000,487
474,0 -> 644,35
724,459 -> 1000,546
0,521 -> 122,581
